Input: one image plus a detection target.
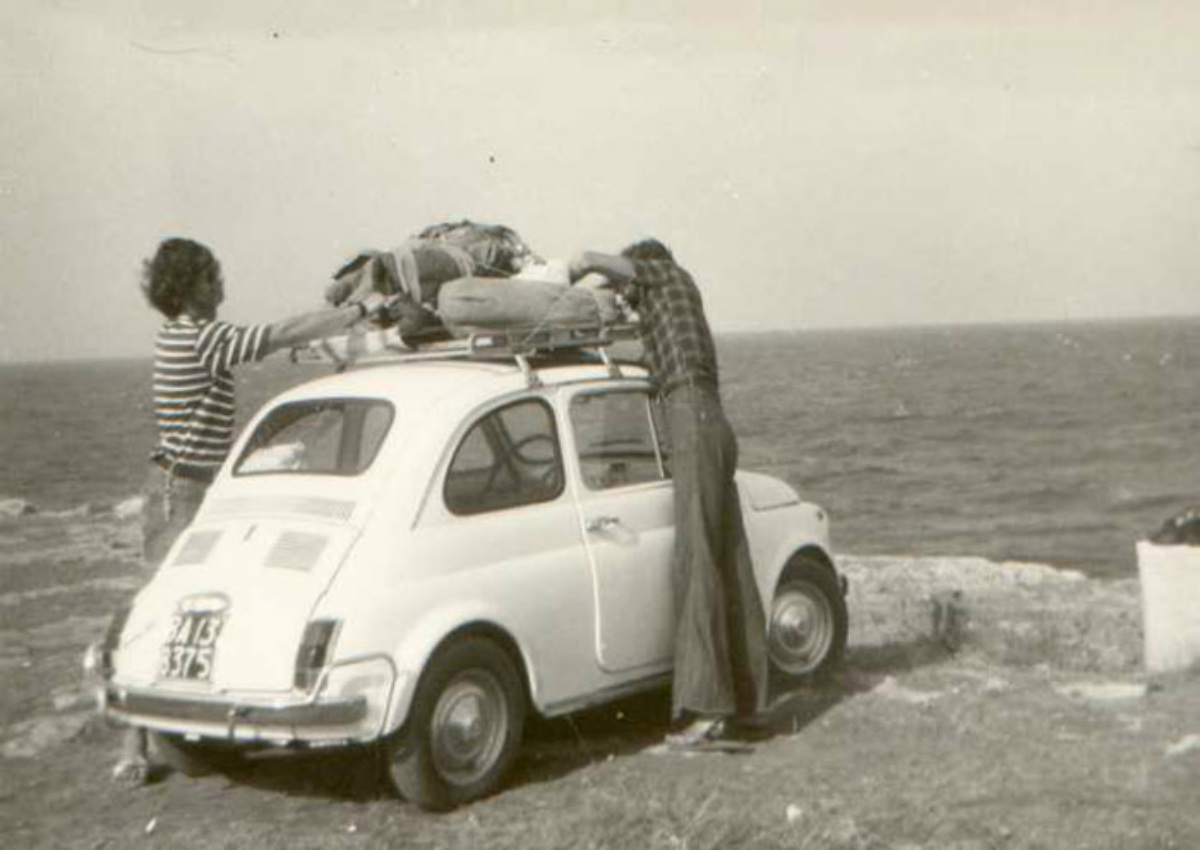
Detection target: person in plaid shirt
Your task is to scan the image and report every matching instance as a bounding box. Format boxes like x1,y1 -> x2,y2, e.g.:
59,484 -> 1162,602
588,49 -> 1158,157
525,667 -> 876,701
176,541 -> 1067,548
570,239 -> 768,749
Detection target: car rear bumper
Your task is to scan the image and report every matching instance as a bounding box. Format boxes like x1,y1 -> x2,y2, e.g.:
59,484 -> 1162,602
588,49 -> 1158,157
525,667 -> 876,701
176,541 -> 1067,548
103,685 -> 371,745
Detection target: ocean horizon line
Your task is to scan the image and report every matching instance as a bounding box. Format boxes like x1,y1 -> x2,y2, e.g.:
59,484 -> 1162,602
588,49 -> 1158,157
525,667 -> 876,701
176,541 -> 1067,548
4,311 -> 1199,367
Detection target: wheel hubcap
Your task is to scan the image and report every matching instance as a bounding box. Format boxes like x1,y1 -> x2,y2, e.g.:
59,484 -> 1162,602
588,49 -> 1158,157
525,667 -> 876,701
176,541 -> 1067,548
430,670 -> 508,787
769,582 -> 834,675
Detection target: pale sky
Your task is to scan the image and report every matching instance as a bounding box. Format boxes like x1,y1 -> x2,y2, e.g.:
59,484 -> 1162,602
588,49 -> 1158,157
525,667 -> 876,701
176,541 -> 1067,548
2,0 -> 1198,362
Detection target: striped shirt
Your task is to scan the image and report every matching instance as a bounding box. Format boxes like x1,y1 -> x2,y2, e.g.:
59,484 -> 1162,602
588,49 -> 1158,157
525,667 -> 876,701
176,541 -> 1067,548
628,258 -> 720,396
153,316 -> 271,474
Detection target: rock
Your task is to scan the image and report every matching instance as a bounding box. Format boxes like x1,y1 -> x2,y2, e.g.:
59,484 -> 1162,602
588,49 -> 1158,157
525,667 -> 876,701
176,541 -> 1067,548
51,686 -> 94,713
113,497 -> 144,521
786,804 -> 804,824
1,712 -> 91,758
44,504 -> 92,520
1055,681 -> 1148,701
948,667 -> 1009,694
871,676 -> 941,705
930,589 -> 968,651
1165,734 -> 1200,758
0,498 -> 37,518
1148,506 -> 1200,545
827,815 -> 867,846
982,676 -> 1009,694
841,554 -> 1142,672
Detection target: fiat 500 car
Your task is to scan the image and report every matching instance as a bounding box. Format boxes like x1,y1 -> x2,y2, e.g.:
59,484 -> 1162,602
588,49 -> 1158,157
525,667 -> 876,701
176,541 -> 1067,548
97,353 -> 848,810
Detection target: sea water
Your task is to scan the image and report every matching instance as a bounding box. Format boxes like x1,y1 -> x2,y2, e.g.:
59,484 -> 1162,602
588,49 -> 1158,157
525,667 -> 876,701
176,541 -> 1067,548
2,317 -> 1197,577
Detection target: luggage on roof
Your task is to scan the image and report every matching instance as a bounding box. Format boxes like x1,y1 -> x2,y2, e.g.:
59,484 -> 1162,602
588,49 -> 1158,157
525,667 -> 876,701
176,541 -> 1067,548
438,277 -> 619,336
324,220 -> 542,339
322,220 -> 626,347
416,220 -> 536,277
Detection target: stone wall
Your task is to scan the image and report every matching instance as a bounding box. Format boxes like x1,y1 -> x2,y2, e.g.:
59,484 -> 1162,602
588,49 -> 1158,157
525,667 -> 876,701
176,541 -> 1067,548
838,555 -> 1144,672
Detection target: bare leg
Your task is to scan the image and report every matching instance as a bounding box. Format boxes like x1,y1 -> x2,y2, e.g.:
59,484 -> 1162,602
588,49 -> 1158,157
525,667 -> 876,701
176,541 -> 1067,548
111,727 -> 149,785
110,469 -> 206,785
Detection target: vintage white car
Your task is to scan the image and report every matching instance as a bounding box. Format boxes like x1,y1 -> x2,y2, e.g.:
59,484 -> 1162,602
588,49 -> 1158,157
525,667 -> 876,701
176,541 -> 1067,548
98,332 -> 848,810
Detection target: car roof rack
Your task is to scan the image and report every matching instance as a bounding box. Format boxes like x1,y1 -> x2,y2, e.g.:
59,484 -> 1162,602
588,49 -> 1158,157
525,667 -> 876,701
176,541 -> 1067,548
289,321 -> 642,385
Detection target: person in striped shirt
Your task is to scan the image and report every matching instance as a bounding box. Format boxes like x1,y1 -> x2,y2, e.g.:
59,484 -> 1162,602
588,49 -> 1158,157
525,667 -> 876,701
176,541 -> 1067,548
112,237 -> 385,785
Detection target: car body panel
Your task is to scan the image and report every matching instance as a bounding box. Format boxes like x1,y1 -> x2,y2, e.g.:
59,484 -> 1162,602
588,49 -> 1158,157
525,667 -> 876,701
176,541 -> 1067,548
103,358 -> 838,750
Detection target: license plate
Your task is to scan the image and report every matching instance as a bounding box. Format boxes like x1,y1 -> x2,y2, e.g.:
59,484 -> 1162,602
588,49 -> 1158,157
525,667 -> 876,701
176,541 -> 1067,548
159,612 -> 224,681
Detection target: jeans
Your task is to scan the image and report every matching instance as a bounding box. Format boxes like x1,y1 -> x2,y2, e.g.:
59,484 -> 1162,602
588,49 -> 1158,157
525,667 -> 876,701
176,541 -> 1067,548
665,385 -> 768,719
140,464 -> 209,570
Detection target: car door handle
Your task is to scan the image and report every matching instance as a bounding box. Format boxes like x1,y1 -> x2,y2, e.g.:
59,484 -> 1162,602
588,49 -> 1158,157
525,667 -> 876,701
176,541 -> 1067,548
586,515 -> 621,534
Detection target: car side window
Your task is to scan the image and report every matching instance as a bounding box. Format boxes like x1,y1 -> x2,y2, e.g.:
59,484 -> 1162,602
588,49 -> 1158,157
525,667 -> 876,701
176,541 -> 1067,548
570,390 -> 667,490
444,398 -> 564,515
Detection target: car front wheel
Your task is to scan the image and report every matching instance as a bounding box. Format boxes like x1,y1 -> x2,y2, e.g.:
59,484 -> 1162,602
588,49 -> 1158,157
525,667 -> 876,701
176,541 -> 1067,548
767,554 -> 848,689
387,637 -> 525,811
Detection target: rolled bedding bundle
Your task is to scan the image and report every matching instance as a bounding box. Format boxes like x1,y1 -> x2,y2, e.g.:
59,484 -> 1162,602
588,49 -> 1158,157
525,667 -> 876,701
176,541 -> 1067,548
437,277 -> 621,336
324,221 -> 542,341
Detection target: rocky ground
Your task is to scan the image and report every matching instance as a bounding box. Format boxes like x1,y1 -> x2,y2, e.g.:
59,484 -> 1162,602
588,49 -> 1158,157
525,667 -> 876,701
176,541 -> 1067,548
1,504 -> 1197,849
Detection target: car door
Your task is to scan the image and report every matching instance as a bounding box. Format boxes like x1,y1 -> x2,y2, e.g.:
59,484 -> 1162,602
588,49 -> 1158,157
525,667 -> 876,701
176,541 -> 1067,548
415,394 -> 605,707
567,386 -> 676,673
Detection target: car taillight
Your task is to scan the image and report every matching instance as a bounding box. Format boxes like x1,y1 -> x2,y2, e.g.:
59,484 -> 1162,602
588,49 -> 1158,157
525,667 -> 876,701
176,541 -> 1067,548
95,603 -> 133,676
294,619 -> 340,691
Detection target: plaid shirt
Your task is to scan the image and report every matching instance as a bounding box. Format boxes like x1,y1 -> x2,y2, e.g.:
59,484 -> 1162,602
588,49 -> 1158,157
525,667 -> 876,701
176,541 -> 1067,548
629,258 -> 719,395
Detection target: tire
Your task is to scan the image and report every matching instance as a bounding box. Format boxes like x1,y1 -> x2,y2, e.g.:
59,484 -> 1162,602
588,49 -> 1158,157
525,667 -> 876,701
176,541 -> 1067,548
150,732 -> 244,777
387,637 -> 526,811
767,554 -> 848,691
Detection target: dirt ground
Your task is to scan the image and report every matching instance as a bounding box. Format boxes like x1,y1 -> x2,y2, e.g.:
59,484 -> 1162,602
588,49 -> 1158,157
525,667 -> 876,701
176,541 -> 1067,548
2,508 -> 1198,849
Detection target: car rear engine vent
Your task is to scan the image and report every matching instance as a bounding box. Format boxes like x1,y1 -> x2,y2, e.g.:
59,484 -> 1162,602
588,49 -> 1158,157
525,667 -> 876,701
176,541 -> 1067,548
264,530 -> 329,572
172,530 -> 221,567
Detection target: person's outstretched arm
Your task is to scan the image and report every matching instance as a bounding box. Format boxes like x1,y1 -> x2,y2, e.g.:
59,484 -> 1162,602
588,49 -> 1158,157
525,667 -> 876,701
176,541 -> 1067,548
263,292 -> 388,355
569,251 -> 636,284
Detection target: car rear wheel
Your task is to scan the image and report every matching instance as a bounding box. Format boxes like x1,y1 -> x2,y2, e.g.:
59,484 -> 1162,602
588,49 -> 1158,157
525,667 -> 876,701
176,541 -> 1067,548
767,554 -> 848,690
150,731 -> 244,777
387,637 -> 525,811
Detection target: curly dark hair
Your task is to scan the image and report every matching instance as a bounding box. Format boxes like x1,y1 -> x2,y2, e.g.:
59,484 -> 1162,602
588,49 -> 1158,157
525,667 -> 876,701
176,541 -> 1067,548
140,238 -> 220,318
620,238 -> 674,263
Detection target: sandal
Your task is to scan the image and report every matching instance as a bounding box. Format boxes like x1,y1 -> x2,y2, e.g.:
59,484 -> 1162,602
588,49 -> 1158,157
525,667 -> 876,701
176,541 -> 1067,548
659,718 -> 756,754
665,718 -> 725,748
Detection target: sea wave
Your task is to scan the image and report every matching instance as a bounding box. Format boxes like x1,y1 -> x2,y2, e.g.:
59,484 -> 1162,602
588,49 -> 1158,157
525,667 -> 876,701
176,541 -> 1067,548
1107,490 -> 1197,513
0,498 -> 38,519
0,496 -> 143,522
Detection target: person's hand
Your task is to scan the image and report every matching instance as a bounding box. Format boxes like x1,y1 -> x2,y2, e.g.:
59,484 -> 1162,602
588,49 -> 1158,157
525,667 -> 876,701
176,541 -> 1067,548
345,291 -> 389,325
568,252 -> 596,283
570,251 -> 635,285
337,256 -> 378,305
389,294 -> 428,335
325,277 -> 354,306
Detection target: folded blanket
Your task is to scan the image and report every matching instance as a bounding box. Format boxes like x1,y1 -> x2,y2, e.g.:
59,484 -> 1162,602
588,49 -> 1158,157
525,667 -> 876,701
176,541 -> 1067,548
324,221 -> 541,343
438,277 -> 620,335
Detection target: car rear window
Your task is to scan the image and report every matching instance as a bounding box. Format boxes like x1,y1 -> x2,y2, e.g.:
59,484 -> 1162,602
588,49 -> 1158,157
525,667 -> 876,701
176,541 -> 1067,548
234,399 -> 393,477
